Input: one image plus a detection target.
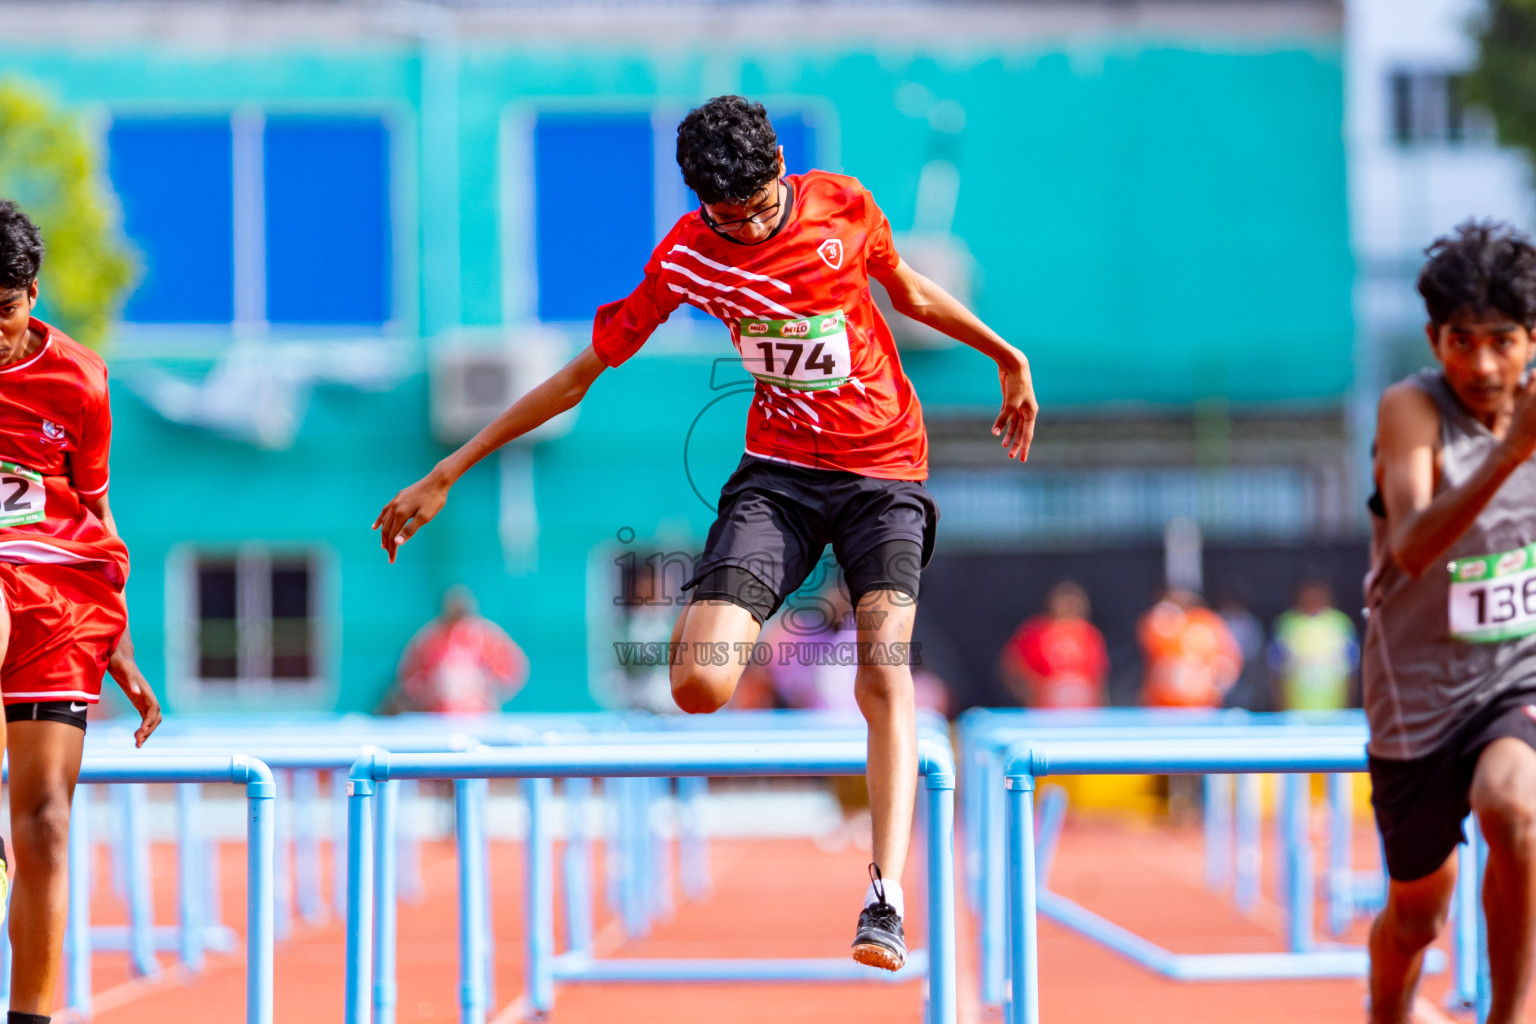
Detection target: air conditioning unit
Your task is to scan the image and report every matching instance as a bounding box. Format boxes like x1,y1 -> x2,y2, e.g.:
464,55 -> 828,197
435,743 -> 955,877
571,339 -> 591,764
429,327 -> 576,445
874,230 -> 977,350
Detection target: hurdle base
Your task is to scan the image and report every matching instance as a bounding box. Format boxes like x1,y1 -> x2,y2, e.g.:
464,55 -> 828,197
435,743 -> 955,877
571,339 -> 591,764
1038,890 -> 1446,982
551,948 -> 929,982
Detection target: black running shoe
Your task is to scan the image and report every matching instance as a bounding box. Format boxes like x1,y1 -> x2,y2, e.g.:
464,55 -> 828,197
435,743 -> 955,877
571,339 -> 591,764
851,863 -> 906,971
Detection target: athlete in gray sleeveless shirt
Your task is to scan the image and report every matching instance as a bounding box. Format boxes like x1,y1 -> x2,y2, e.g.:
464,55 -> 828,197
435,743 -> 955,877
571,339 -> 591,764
1363,368 -> 1536,760
1363,221 -> 1536,1024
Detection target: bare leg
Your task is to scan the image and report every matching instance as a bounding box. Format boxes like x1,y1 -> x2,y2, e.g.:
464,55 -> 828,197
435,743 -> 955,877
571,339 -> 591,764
8,719 -> 85,1013
1471,737 -> 1536,1024
669,598 -> 761,713
852,589 -> 918,886
1368,854 -> 1457,1024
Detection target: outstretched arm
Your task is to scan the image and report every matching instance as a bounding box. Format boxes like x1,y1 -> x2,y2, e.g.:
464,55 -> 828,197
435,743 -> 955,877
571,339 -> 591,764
1377,376 -> 1536,577
872,257 -> 1037,461
374,346 -> 609,562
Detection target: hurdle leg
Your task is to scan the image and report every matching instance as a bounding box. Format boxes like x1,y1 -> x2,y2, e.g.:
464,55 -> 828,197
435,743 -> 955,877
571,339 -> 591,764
1005,771 -> 1040,1024
681,776 -> 709,896
1283,773 -> 1314,952
981,749 -> 1008,1007
1326,773 -> 1353,937
652,778 -> 675,922
525,777 -> 555,1018
1450,818 -> 1479,1012
274,770 -> 293,943
176,782 -> 206,972
398,779 -> 424,905
294,768 -> 326,924
344,772 -> 376,1024
65,782 -> 92,1017
1204,774 -> 1233,891
334,769 -> 351,923
123,783 -> 160,979
562,777 -> 594,957
245,762 -> 277,1024
454,779 -> 487,1024
1234,773 -> 1262,912
925,766 -> 957,1024
481,779 -> 497,1010
372,779 -> 398,1024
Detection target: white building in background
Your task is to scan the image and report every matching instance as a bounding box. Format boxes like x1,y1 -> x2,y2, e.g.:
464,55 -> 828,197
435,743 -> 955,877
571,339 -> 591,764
1347,0 -> 1536,390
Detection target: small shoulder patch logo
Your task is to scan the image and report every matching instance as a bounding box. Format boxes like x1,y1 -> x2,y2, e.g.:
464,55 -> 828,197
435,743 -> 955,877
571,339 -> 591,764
42,420 -> 64,441
817,238 -> 844,270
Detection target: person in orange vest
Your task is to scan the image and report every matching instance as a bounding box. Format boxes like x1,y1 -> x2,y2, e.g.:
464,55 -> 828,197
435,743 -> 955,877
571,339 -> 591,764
1137,588 -> 1243,708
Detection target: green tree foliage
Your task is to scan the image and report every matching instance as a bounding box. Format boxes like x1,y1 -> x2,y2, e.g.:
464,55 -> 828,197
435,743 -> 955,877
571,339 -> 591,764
0,78 -> 134,349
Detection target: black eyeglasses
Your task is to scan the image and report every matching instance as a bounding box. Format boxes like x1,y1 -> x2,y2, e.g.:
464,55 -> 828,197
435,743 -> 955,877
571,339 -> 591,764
702,182 -> 782,232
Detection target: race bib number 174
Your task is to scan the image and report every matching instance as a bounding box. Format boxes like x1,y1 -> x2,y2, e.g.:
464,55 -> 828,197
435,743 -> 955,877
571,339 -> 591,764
1449,543 -> 1536,643
737,311 -> 852,391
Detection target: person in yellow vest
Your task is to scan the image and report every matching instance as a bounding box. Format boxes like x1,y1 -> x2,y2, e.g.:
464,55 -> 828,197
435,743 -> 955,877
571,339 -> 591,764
1269,580 -> 1358,712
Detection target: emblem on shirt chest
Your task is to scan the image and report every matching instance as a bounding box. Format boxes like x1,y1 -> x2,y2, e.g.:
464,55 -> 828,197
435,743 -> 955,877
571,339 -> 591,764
41,420 -> 64,443
817,238 -> 844,270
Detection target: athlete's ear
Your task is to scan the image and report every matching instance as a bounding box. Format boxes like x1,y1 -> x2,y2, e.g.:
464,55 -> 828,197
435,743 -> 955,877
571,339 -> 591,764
776,145 -> 785,177
26,280 -> 37,305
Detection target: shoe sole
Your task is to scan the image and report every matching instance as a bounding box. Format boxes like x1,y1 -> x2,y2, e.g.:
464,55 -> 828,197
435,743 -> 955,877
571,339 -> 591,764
852,942 -> 906,972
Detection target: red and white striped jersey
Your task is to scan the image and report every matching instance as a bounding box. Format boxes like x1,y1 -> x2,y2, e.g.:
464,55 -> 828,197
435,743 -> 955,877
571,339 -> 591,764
0,319 -> 129,587
592,171 -> 929,481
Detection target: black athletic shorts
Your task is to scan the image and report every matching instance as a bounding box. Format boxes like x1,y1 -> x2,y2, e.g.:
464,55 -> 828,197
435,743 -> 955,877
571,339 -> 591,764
5,699 -> 89,732
682,455 -> 940,624
1369,686 -> 1536,882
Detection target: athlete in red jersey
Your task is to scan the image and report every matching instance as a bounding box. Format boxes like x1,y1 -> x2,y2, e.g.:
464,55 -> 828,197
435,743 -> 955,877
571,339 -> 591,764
593,168 -> 927,479
0,200 -> 160,1018
376,97 -> 1035,972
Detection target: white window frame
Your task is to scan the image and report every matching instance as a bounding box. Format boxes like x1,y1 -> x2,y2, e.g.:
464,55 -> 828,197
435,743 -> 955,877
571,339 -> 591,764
165,541 -> 340,711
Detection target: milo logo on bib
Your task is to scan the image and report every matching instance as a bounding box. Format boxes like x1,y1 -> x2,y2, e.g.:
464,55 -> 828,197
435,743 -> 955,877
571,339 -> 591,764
736,311 -> 852,391
1449,541 -> 1536,642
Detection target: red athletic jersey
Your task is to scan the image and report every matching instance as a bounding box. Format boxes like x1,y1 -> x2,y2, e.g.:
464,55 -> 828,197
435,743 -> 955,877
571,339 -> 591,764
0,319 -> 129,588
592,171 -> 929,480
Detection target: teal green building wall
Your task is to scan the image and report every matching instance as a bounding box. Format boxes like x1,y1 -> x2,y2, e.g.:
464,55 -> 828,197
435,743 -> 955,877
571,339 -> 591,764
6,27 -> 1352,713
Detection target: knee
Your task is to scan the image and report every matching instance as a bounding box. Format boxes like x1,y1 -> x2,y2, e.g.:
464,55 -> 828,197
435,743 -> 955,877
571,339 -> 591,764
1474,783 -> 1536,855
670,666 -> 734,715
13,790 -> 73,867
854,664 -> 913,713
1381,901 -> 1448,954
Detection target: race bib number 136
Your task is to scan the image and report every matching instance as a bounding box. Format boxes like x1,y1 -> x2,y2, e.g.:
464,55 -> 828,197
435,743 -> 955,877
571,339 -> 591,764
1449,543 -> 1536,643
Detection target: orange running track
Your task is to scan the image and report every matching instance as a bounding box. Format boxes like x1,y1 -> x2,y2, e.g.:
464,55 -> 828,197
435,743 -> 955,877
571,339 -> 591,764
52,815 -> 1498,1024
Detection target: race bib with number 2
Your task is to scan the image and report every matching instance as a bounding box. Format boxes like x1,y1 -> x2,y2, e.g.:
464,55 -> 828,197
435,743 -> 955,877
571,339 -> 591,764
1449,542 -> 1536,642
737,311 -> 852,391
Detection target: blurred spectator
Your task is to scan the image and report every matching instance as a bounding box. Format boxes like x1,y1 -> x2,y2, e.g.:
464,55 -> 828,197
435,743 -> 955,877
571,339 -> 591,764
1269,580 -> 1358,712
1137,589 -> 1242,708
998,581 -> 1109,708
386,585 -> 529,713
1216,593 -> 1269,710
609,560 -> 681,713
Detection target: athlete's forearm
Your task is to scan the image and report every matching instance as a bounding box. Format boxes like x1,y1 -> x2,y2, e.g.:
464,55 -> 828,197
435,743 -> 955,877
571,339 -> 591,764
1390,442 -> 1527,577
888,270 -> 1028,373
434,349 -> 604,487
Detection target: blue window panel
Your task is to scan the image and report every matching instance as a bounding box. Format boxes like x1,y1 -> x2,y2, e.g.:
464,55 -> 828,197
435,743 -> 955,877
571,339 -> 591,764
109,119 -> 234,323
769,110 -> 816,176
264,117 -> 391,325
535,113 -> 654,322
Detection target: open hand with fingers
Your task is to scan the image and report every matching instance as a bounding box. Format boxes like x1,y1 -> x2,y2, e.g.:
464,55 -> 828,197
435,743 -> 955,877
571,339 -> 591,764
108,640 -> 161,747
374,470 -> 452,563
993,353 -> 1038,462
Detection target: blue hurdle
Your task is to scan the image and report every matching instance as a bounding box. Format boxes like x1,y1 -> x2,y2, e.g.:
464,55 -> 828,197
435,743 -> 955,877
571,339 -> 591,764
1001,737 -> 1486,1024
342,737 -> 958,1024
39,754 -> 277,1024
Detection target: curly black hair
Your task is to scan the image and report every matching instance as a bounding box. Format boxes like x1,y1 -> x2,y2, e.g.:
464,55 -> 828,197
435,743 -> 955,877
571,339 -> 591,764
1419,219 -> 1536,328
676,95 -> 780,205
0,200 -> 44,292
